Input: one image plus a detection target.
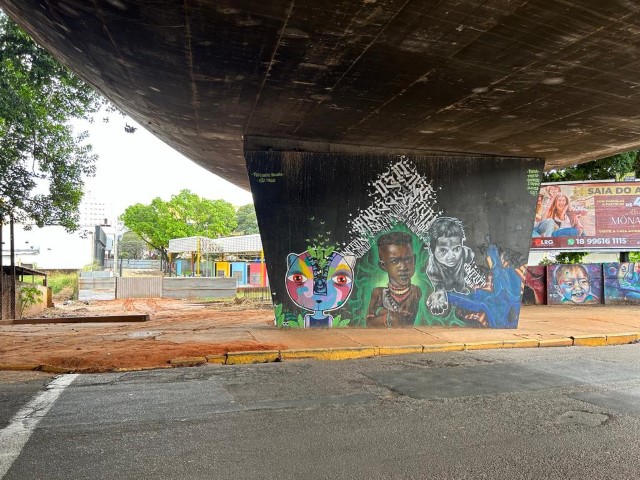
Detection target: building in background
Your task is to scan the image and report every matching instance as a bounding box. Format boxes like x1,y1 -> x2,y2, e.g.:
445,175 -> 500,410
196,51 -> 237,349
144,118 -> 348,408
1,193 -> 114,270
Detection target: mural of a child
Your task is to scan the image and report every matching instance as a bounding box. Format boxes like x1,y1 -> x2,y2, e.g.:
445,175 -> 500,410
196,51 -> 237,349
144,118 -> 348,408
366,232 -> 422,327
425,217 -> 474,316
553,264 -> 598,304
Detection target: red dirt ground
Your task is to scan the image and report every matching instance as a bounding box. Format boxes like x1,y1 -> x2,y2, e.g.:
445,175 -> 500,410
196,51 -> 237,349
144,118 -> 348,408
0,298 -> 282,373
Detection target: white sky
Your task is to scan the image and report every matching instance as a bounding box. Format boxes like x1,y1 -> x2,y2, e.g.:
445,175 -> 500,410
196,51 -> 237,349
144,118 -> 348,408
76,113 -> 253,218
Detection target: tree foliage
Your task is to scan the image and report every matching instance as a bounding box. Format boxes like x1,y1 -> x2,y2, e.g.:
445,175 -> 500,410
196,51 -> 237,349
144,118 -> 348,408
120,189 -> 237,264
235,204 -> 258,235
543,151 -> 639,182
0,13 -> 103,229
118,231 -> 147,260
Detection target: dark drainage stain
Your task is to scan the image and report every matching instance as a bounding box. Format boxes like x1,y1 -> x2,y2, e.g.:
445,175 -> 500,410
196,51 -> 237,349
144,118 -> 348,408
556,411 -> 609,427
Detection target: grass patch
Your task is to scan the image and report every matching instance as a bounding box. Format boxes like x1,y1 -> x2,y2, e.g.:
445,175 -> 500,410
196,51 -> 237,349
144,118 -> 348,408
48,272 -> 78,298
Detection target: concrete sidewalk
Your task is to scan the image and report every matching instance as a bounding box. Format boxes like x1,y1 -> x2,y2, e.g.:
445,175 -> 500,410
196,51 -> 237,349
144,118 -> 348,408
0,302 -> 639,372
214,304 -> 640,364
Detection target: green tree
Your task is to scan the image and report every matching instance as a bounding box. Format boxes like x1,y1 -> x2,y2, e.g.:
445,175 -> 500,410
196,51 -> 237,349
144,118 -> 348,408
121,189 -> 237,267
543,150 -> 639,182
118,231 -> 147,260
235,204 -> 259,235
0,13 -> 103,229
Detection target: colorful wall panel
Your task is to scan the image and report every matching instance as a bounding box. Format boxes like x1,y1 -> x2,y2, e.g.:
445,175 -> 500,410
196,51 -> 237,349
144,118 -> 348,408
230,262 -> 248,285
215,261 -> 231,278
603,262 -> 640,304
248,262 -> 268,287
523,266 -> 546,305
546,264 -> 603,305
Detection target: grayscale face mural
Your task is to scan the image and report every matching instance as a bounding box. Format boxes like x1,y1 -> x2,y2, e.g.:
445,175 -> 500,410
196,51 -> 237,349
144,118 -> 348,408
246,151 -> 543,329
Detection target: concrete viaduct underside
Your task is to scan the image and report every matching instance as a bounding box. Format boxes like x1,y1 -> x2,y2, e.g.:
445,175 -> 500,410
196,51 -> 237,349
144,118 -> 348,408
3,0 -> 640,188
4,1 -> 640,330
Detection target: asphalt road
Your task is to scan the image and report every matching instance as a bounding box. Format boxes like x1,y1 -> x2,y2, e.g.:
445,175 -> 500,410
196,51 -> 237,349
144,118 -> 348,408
2,345 -> 640,479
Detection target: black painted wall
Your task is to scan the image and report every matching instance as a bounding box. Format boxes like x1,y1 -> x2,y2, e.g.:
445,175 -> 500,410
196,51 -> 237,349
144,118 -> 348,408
247,150 -> 543,329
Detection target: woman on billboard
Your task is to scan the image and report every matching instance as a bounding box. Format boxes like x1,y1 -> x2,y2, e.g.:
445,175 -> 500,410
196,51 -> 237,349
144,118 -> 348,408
534,194 -> 586,237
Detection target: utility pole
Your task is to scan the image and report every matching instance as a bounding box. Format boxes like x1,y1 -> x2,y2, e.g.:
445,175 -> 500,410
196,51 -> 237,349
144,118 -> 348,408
113,219 -> 119,277
10,215 -> 16,319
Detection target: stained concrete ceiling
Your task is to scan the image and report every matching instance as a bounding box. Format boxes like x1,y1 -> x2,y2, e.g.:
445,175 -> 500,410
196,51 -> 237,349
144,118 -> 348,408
3,0 -> 640,190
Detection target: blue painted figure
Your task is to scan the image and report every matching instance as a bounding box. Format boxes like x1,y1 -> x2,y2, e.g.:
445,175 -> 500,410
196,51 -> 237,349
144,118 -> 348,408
447,245 -> 523,328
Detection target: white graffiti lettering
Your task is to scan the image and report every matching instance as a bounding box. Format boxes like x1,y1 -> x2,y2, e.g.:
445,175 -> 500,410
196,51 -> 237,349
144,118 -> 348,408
344,157 -> 441,257
464,263 -> 487,288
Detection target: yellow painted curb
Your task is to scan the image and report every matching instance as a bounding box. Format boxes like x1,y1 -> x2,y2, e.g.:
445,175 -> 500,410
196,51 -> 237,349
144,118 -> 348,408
169,356 -> 207,367
378,346 -> 423,356
606,333 -> 639,345
206,354 -> 227,364
0,363 -> 40,371
422,343 -> 465,353
464,340 -> 504,351
538,338 -> 573,348
502,339 -> 539,349
572,335 -> 607,347
281,347 -> 378,361
226,350 -> 281,365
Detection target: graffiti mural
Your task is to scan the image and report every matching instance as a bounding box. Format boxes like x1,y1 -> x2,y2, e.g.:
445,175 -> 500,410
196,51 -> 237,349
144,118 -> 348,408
246,147 -> 543,329
546,264 -> 602,305
522,266 -> 546,305
285,249 -> 355,327
603,262 -> 640,304
366,232 -> 421,327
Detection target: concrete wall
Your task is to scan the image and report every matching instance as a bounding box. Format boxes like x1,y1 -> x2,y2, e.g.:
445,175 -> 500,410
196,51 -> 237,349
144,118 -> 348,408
78,277 -> 117,301
18,284 -> 50,318
161,278 -> 236,299
247,149 -> 543,329
524,263 -> 640,306
78,277 -> 236,300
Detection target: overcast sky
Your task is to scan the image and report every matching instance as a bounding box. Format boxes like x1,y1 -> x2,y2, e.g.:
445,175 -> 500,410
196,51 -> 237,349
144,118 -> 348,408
76,112 -> 253,218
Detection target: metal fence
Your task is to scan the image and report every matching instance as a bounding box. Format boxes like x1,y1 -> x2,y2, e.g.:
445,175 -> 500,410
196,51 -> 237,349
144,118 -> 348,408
237,286 -> 271,302
0,273 -> 12,320
104,259 -> 162,269
116,277 -> 163,299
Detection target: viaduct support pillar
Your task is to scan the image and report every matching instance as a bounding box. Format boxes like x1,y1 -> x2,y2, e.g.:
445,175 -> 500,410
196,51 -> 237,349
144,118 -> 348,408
245,139 -> 543,329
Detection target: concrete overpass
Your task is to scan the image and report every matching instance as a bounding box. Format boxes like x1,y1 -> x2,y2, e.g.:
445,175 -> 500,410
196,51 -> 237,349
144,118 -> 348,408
3,0 -> 640,329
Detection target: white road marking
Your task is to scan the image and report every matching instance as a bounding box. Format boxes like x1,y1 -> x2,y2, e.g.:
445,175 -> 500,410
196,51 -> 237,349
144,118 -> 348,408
0,374 -> 79,478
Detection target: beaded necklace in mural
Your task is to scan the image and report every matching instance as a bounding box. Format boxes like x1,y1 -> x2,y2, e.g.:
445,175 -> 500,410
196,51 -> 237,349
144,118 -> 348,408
382,284 -> 412,327
387,283 -> 411,302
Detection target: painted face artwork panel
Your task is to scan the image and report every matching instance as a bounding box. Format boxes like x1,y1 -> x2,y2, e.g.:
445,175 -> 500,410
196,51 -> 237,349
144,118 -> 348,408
285,250 -> 355,327
603,262 -> 640,304
547,264 -> 602,305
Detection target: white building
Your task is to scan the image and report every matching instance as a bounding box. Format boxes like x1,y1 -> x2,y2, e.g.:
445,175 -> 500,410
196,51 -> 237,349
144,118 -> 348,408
78,191 -> 115,227
1,193 -> 114,270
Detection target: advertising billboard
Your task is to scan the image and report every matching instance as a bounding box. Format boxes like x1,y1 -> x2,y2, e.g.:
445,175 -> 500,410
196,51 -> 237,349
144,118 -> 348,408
531,181 -> 640,251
